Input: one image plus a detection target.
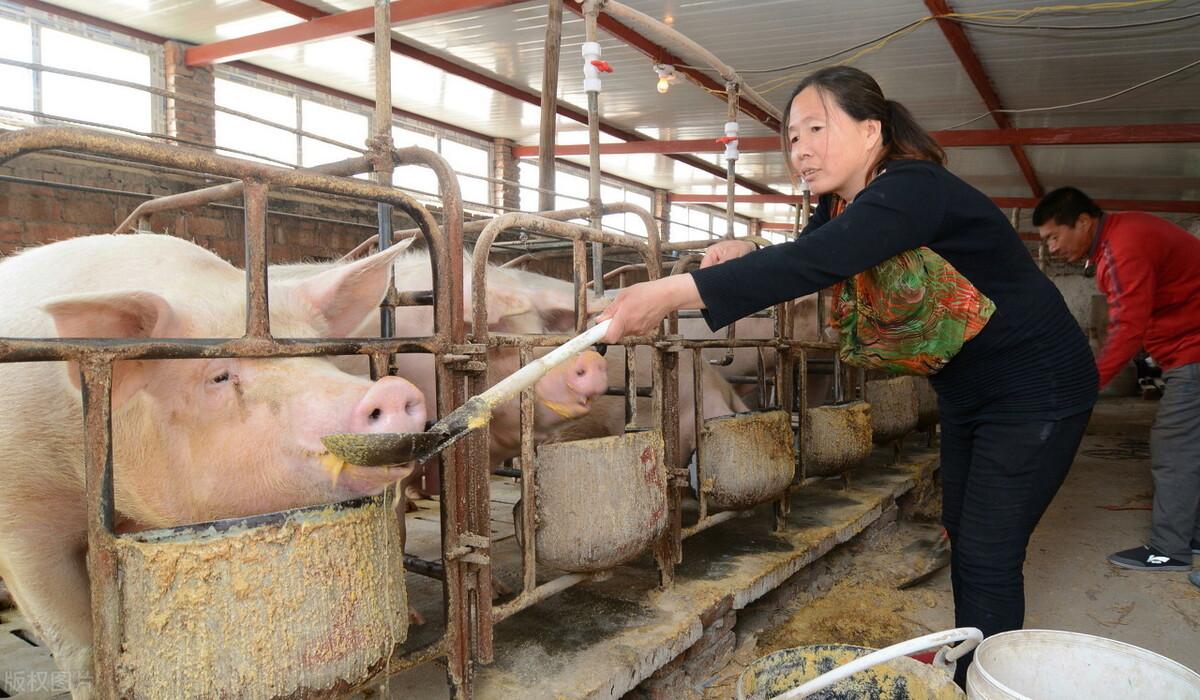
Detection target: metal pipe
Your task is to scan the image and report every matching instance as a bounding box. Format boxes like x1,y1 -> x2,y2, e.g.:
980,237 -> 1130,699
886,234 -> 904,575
491,573 -> 591,623
114,155 -> 373,232
680,509 -> 741,539
584,1 -> 605,298
598,1 -> 781,122
242,179 -> 272,339
518,345 -> 538,596
0,336 -> 442,364
538,0 -> 563,214
80,359 -> 119,697
373,0 -> 397,341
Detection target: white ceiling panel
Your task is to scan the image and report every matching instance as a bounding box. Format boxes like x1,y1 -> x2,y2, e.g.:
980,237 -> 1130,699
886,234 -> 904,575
25,0 -> 1200,221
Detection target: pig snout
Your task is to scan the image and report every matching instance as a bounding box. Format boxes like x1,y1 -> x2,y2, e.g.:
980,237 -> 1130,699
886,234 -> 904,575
566,351 -> 608,401
351,376 -> 427,435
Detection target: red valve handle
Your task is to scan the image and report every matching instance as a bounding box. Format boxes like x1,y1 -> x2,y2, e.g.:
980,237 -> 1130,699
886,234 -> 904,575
715,136 -> 739,145
590,59 -> 614,73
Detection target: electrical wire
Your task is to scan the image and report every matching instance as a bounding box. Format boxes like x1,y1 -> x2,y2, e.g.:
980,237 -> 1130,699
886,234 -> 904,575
672,0 -> 1194,95
942,55 -> 1200,129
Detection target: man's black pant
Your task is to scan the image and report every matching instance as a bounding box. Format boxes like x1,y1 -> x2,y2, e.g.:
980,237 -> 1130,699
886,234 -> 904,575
939,409 -> 1092,685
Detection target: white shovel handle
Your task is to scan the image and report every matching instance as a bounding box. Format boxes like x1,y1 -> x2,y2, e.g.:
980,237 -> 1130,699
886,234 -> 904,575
769,627 -> 983,700
478,320 -> 612,408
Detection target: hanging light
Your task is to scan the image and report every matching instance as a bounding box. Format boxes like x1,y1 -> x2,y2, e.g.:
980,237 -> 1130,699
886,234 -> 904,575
653,64 -> 676,94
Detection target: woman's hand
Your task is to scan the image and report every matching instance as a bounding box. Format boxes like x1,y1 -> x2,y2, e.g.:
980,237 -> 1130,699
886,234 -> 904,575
596,274 -> 703,343
700,239 -> 756,268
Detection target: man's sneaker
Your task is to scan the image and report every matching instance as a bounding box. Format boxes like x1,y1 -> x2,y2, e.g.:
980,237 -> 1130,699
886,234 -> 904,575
1108,545 -> 1191,571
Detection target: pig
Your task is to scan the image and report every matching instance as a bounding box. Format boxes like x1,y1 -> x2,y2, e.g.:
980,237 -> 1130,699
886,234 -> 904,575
676,292 -> 837,409
269,245 -> 610,470
0,233 -> 428,698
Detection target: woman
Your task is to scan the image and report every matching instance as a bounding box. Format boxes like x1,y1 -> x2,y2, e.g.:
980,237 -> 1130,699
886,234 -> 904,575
598,66 -> 1097,683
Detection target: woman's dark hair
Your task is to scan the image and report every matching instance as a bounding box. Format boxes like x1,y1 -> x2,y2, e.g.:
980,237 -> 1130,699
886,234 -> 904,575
780,66 -> 945,176
1032,186 -> 1103,226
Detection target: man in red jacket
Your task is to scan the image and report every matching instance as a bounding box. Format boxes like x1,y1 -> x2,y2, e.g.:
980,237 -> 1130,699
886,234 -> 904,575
1035,187 -> 1200,573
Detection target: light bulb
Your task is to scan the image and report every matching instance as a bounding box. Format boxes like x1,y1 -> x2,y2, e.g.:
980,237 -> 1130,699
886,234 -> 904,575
657,77 -> 670,94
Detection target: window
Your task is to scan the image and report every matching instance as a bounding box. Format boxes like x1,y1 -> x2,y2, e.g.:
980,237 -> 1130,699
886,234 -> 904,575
393,126 -> 439,195
0,17 -> 33,123
40,28 -> 152,133
300,99 -> 367,169
0,14 -> 158,133
215,78 -> 297,166
440,139 -> 489,207
667,204 -> 751,242
517,160 -> 654,237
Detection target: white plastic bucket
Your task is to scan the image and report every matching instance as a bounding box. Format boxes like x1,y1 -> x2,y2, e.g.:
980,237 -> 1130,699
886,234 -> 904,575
967,629 -> 1200,699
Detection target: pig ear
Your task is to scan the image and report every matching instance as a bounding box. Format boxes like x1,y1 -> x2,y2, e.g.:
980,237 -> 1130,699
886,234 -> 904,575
42,291 -> 178,407
289,242 -> 409,336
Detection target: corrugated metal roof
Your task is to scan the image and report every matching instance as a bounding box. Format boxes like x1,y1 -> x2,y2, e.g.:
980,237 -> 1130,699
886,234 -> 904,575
24,0 -> 1200,222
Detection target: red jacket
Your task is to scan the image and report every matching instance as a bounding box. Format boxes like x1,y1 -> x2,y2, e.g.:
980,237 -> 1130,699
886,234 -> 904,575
1092,212 -> 1200,387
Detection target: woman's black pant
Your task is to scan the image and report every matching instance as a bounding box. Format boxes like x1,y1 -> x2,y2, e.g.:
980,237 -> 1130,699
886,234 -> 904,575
939,408 -> 1092,685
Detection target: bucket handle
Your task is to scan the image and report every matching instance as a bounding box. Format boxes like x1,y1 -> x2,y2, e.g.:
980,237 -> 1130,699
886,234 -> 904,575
768,627 -> 983,700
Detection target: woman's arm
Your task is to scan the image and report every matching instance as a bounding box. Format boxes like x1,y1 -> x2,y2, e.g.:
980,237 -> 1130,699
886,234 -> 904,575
599,163 -> 945,342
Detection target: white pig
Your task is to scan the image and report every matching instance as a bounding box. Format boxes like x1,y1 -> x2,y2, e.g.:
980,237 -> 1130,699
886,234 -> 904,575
270,247 -> 610,469
0,233 -> 427,698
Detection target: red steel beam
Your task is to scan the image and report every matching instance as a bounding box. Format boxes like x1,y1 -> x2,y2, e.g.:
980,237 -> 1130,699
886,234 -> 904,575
677,194 -> 1200,214
562,0 -> 781,132
926,0 -> 1043,198
257,0 -> 780,195
993,198 -> 1200,214
186,0 -> 524,66
514,123 -> 1200,157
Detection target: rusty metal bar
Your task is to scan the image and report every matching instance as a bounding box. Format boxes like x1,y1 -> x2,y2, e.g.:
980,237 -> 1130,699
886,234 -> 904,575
680,509 -> 740,539
624,340 -> 637,428
114,155 -> 372,233
692,347 -> 708,523
538,0 -> 563,213
242,179 -> 272,339
583,1 -> 605,299
0,336 -> 442,364
723,82 -> 738,239
80,359 -> 119,697
518,345 -> 538,596
491,573 -> 591,622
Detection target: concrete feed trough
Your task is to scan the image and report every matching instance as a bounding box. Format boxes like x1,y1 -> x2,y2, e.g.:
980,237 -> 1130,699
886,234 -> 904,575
802,401 -> 873,477
534,430 -> 668,572
113,495 -> 407,699
914,376 -> 939,429
699,409 -> 796,510
865,377 -> 920,444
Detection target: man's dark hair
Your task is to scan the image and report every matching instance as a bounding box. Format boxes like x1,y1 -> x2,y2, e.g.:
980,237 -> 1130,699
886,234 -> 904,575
1032,187 -> 1103,226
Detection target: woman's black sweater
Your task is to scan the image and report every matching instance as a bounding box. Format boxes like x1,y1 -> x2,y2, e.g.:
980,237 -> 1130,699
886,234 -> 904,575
691,159 -> 1097,421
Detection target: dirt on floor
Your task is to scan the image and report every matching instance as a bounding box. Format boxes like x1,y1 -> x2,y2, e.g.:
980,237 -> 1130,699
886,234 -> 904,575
702,519 -> 954,699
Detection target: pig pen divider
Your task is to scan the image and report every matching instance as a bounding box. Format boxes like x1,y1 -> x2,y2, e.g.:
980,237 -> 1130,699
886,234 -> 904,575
0,125 -> 494,698
469,210 -> 680,617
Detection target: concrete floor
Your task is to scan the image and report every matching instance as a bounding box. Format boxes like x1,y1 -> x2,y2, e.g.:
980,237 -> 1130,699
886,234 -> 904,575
907,397 -> 1199,671
737,397 -> 1198,688
702,396 -> 1198,698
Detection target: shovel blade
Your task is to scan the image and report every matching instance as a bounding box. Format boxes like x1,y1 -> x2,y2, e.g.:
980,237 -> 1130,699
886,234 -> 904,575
321,431 -> 445,467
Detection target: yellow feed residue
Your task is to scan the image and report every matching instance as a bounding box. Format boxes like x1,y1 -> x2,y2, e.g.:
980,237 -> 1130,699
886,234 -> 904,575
320,452 -> 348,487
112,496 -> 407,699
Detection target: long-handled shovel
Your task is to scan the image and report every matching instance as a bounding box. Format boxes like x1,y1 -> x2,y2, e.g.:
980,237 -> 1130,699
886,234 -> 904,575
321,320 -> 612,467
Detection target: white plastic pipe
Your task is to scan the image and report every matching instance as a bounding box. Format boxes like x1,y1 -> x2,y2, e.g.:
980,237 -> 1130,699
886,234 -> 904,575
768,627 -> 984,700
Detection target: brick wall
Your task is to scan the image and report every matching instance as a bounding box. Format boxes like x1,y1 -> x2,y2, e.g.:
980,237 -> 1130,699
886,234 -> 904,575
0,38 -> 415,265
0,152 -> 399,264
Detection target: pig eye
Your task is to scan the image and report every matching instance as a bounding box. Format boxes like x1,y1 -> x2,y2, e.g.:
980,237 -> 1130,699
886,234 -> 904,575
210,371 -> 231,385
